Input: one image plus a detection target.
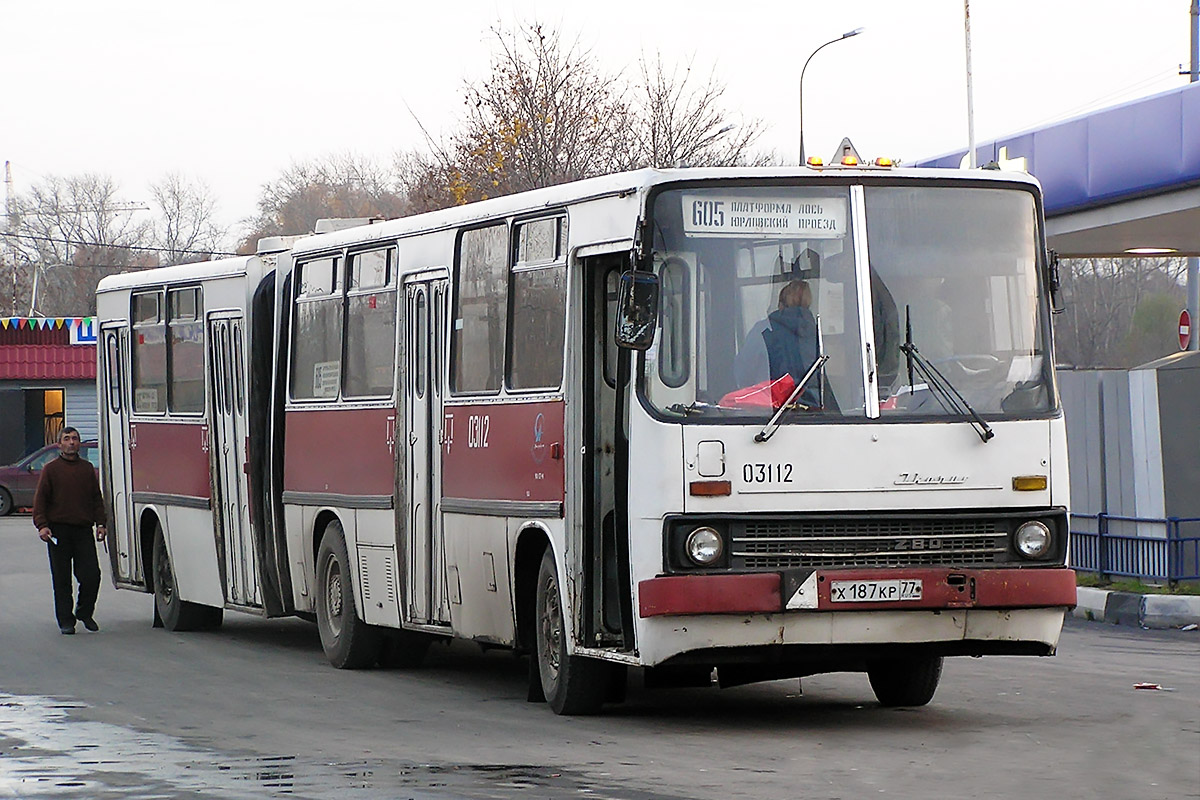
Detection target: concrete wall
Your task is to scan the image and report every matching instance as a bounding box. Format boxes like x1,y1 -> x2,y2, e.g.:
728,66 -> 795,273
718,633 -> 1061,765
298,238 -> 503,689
1060,356 -> 1200,577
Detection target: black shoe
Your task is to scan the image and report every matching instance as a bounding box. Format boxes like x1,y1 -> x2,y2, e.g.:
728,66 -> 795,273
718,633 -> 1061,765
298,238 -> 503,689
79,617 -> 99,632
59,625 -> 75,635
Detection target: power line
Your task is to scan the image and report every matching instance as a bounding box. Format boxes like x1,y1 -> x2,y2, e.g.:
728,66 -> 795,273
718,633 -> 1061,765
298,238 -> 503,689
0,230 -> 236,257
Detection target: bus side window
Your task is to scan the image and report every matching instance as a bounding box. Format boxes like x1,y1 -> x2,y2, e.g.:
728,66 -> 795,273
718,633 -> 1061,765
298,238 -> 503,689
452,224 -> 508,394
508,216 -> 567,391
604,269 -> 619,386
105,332 -> 122,414
291,257 -> 343,400
167,286 -> 204,414
131,291 -> 166,414
344,248 -> 397,398
658,257 -> 690,388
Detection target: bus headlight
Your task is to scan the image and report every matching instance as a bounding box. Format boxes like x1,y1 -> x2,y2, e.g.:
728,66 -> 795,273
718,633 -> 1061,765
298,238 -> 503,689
685,527 -> 724,566
1014,521 -> 1052,559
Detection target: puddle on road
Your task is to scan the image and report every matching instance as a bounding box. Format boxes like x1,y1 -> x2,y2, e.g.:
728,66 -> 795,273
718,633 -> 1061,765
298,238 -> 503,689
0,694 -> 665,799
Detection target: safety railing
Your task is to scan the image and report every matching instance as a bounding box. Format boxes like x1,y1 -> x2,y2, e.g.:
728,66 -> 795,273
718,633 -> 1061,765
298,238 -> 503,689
1069,513 -> 1200,584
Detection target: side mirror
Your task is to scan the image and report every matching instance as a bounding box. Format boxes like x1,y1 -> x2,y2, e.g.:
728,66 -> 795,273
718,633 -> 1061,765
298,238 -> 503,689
1046,249 -> 1064,315
614,270 -> 660,350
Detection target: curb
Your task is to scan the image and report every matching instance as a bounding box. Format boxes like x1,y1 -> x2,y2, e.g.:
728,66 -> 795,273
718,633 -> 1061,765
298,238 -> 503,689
1072,586 -> 1200,629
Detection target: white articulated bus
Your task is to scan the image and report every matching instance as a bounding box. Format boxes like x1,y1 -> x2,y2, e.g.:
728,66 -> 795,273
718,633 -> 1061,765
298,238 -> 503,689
96,165 -> 1075,715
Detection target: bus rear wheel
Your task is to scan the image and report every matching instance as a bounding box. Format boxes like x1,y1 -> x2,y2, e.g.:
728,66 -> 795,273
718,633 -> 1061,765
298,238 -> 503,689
315,519 -> 380,669
535,549 -> 613,715
153,523 -> 220,631
867,655 -> 944,707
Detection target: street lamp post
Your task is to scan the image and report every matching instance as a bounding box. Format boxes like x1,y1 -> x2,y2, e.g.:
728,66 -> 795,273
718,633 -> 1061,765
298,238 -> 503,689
799,27 -> 865,165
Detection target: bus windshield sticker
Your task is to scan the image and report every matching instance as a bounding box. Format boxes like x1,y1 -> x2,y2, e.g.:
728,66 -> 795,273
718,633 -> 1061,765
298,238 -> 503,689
681,194 -> 847,239
135,388 -> 159,412
313,361 -> 340,398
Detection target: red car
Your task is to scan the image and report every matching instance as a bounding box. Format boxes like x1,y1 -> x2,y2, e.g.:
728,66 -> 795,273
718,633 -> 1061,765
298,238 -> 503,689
0,441 -> 99,516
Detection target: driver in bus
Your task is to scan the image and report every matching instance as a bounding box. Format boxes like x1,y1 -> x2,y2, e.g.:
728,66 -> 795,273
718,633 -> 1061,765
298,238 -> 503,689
735,279 -> 819,405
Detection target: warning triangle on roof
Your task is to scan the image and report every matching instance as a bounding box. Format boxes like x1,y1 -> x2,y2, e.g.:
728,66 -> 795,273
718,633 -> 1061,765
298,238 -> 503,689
831,138 -> 862,164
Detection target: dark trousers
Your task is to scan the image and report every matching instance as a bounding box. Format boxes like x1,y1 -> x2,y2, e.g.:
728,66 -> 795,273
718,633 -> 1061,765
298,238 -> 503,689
46,523 -> 101,628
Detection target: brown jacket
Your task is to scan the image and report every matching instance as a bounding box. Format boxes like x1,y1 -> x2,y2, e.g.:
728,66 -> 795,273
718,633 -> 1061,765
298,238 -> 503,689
32,455 -> 105,529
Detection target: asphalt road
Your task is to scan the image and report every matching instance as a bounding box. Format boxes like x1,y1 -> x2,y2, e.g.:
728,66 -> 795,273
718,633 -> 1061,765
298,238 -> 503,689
0,515 -> 1196,800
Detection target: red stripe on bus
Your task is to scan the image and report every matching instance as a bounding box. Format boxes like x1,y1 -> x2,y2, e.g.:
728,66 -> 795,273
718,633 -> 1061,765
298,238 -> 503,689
129,422 -> 211,498
283,407 -> 396,496
638,574 -> 782,617
811,568 -> 1077,610
441,400 -> 565,503
638,568 -> 1076,617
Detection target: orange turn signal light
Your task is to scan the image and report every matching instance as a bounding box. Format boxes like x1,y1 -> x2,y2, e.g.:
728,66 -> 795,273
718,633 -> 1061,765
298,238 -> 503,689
1012,475 -> 1048,491
690,480 -> 732,497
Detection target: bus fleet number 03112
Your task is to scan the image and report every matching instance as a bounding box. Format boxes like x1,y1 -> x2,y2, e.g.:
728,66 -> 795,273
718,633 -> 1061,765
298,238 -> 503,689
742,462 -> 794,484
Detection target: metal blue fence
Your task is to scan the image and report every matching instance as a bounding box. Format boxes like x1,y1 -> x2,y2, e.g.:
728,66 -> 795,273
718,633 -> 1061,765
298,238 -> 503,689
1069,513 -> 1200,583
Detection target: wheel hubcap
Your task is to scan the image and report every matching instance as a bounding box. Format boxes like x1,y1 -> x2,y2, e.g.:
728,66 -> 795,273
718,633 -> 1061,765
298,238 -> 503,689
540,574 -> 562,680
324,559 -> 343,636
156,545 -> 174,603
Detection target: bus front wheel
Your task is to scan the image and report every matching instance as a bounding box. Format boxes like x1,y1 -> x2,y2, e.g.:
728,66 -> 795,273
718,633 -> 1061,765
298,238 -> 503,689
153,523 -> 220,631
535,549 -> 613,715
315,519 -> 380,669
867,655 -> 944,707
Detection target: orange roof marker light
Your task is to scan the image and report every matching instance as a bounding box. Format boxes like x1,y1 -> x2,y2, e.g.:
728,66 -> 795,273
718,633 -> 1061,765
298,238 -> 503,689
840,155 -> 860,166
874,157 -> 895,167
806,156 -> 825,167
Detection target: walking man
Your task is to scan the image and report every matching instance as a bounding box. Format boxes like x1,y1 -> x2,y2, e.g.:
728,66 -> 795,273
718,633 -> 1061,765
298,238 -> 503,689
32,427 -> 107,634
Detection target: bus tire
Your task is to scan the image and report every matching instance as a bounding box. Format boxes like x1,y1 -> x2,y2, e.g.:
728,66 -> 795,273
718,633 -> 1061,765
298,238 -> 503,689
867,655 -> 944,707
535,549 -> 610,715
315,519 -> 379,669
152,522 -> 209,632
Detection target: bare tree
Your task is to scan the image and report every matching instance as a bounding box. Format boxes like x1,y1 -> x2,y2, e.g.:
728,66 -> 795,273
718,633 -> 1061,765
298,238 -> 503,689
239,153 -> 411,253
151,173 -> 226,265
12,173 -> 153,316
630,54 -> 770,168
416,23 -> 635,208
405,23 -> 777,212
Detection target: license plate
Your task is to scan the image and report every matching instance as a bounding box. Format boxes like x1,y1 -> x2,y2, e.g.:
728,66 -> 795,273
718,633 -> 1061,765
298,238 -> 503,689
829,579 -> 923,603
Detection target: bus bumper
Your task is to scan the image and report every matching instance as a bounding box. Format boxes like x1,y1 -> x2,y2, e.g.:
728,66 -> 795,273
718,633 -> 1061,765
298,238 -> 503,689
638,567 -> 1077,617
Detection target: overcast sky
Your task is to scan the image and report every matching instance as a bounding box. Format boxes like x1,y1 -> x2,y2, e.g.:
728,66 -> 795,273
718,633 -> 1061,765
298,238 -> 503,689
0,1 -> 1191,241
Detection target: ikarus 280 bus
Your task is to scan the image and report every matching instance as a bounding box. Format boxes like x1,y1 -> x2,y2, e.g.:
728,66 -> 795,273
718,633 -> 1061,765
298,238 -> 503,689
95,164 -> 1075,715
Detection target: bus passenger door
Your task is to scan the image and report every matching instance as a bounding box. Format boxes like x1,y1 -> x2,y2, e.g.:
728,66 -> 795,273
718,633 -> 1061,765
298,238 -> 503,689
208,314 -> 258,608
101,324 -> 140,587
403,274 -> 451,627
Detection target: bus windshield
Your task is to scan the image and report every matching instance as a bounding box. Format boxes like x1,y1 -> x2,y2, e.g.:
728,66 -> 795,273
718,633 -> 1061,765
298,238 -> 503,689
643,183 -> 1054,423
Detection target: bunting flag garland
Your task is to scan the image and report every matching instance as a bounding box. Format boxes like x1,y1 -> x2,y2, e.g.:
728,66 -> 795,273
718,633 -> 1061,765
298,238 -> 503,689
0,316 -> 95,334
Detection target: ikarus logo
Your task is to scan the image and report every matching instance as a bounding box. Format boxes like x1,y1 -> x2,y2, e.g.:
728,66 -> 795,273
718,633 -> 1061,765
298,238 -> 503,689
531,412 -> 547,464
894,472 -> 968,486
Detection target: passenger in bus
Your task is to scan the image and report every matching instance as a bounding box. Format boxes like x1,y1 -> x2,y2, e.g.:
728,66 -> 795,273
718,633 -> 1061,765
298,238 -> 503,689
735,280 -> 819,404
32,427 -> 107,635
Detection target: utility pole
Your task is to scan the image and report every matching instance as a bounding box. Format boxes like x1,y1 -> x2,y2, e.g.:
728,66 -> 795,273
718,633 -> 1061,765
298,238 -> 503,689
963,1 -> 977,168
1186,1 -> 1199,349
5,161 -> 17,316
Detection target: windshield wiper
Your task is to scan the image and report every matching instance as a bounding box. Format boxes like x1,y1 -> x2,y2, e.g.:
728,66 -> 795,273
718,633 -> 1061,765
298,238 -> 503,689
899,307 -> 994,443
665,401 -> 724,417
754,355 -> 829,443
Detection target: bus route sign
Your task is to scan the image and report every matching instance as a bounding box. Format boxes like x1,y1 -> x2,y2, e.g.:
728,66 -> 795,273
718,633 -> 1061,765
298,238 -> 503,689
681,194 -> 847,239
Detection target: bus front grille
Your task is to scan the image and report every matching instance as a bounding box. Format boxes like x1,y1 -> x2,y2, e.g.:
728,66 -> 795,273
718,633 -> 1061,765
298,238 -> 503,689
730,518 -> 1009,570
